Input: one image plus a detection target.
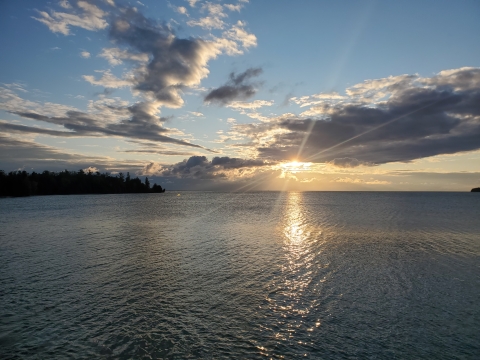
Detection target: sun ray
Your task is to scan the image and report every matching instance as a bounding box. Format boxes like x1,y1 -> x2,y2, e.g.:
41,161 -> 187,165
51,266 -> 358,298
304,98 -> 446,163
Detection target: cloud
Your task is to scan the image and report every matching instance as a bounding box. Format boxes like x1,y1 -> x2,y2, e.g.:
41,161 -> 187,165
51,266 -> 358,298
223,21 -> 257,49
0,121 -> 81,137
173,6 -> 188,15
333,177 -> 391,185
0,134 -> 143,173
33,0 -> 108,35
326,157 -> 373,168
0,85 -> 215,151
121,149 -> 196,156
204,67 -> 263,105
108,9 -> 223,108
80,50 -> 91,58
99,47 -> 149,66
187,2 -> 227,29
421,67 -> 480,91
187,16 -> 225,30
38,1 -> 248,108
145,155 -> 271,179
83,70 -> 132,88
59,0 -> 72,9
227,99 -> 273,110
11,105 -> 214,150
235,67 -> 480,166
224,4 -> 243,12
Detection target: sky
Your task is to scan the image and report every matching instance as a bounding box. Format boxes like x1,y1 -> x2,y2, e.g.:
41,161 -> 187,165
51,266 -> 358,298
1,0 -> 480,191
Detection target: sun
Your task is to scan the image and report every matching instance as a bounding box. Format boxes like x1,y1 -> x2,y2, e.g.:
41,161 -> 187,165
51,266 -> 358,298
281,160 -> 312,173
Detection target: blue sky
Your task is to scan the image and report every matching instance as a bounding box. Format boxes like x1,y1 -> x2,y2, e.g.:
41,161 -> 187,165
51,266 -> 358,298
1,0 -> 480,190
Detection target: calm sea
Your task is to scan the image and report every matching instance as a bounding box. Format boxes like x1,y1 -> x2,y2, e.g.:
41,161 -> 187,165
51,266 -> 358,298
0,192 -> 479,359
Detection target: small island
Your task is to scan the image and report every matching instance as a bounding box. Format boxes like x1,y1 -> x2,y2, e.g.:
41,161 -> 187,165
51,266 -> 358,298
0,169 -> 165,197
472,187 -> 480,192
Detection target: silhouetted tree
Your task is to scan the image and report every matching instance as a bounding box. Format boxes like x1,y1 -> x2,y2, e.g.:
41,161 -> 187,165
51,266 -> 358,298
0,169 -> 166,197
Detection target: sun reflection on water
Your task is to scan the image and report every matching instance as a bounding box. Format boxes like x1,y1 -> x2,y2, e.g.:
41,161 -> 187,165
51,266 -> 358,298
260,192 -> 327,356
283,192 -> 309,246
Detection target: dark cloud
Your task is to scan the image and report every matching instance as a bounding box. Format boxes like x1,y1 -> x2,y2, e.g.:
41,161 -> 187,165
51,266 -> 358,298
149,155 -> 271,179
94,88 -> 115,97
0,121 -> 81,137
109,8 -> 220,107
249,67 -> 480,165
204,67 -> 263,105
210,156 -> 267,168
9,102 -> 215,151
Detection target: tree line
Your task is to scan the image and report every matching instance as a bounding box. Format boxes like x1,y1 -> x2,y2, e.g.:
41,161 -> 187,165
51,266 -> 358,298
0,169 -> 165,197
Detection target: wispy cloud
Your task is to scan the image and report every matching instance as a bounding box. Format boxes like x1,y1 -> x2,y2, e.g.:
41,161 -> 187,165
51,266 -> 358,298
0,85 -> 213,151
33,1 -> 108,35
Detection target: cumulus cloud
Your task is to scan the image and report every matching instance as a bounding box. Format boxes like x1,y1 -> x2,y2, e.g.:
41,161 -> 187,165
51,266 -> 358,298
33,0 -> 108,35
173,6 -> 188,15
223,21 -> 257,49
235,67 -> 480,166
45,2 -> 255,110
98,47 -> 149,66
59,0 -> 72,9
145,155 -> 271,179
187,2 -> 227,29
35,0 -> 255,108
421,67 -> 480,91
5,3 -> 260,158
204,67 -> 263,105
209,22 -> 256,56
108,9 -> 224,108
224,4 -> 243,12
83,69 -> 132,88
80,50 -> 91,58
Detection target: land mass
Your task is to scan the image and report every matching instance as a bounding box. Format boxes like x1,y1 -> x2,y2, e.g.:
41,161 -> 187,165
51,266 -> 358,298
472,187 -> 480,192
0,170 -> 165,197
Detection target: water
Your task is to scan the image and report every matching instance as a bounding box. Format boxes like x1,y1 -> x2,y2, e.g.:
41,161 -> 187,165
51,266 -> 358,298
0,192 -> 479,359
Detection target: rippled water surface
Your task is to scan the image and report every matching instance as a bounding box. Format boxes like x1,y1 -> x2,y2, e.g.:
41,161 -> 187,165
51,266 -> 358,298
1,192 -> 479,359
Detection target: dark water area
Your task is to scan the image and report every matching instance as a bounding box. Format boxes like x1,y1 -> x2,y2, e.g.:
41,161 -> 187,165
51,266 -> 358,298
0,192 -> 479,359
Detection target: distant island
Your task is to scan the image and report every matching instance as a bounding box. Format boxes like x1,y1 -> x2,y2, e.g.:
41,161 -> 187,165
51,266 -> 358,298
0,170 -> 165,197
472,187 -> 480,192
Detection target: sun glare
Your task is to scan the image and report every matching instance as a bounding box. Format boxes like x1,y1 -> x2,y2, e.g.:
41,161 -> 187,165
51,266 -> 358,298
281,161 -> 312,173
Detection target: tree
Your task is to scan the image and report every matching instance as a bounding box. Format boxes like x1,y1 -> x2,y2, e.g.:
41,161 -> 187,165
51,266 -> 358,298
0,169 -> 165,197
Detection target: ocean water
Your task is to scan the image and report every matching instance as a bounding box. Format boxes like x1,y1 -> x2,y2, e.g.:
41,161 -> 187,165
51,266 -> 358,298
0,192 -> 479,359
